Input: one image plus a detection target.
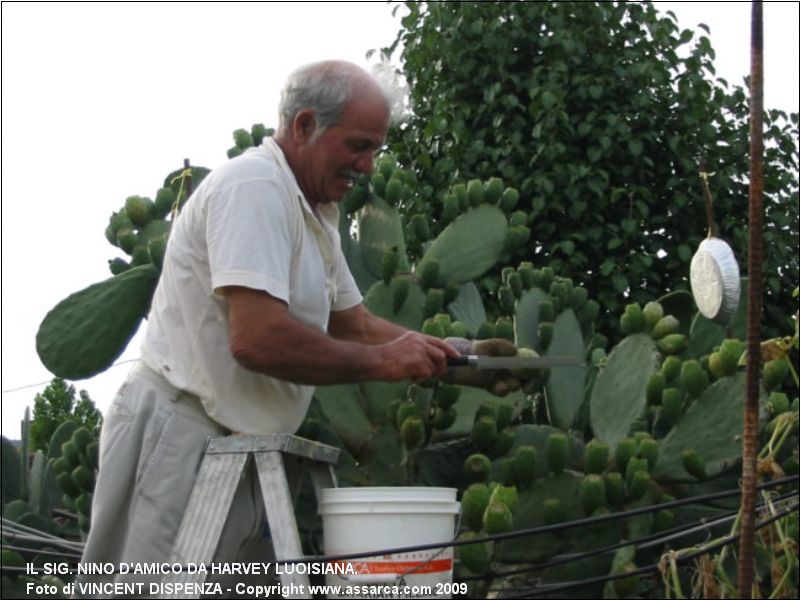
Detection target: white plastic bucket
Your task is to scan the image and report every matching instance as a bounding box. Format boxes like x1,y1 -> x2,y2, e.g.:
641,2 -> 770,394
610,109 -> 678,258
319,487 -> 460,599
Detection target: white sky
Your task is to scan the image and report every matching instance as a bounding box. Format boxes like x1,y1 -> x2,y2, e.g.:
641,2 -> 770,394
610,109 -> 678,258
2,2 -> 798,439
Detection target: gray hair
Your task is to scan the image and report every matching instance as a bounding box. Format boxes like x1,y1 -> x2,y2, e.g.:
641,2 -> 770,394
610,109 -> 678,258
278,60 -> 405,140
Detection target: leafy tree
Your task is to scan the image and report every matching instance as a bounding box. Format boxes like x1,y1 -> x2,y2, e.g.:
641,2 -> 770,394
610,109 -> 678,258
29,377 -> 102,452
384,1 -> 798,338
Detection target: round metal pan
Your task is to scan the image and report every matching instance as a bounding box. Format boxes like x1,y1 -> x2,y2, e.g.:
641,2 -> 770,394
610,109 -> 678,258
690,236 -> 741,326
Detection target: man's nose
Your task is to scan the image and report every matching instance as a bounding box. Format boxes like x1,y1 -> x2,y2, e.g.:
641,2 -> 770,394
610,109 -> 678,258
355,152 -> 374,174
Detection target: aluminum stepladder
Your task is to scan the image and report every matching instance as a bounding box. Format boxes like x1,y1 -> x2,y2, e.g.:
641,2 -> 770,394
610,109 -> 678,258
161,434 -> 340,599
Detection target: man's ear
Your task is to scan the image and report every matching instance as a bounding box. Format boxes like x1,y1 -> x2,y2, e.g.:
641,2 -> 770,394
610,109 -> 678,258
292,109 -> 317,144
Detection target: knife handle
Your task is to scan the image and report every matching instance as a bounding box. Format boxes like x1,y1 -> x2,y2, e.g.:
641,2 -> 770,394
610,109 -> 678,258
447,355 -> 474,367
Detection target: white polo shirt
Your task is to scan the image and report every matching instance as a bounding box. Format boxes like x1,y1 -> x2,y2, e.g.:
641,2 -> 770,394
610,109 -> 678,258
141,138 -> 362,434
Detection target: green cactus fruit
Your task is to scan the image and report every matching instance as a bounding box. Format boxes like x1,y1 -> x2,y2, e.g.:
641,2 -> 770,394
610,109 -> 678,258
482,501 -> 513,534
624,456 -> 649,484
579,299 -> 600,326
681,360 -> 709,398
763,358 -> 790,391
641,301 -> 664,333
457,532 -> 491,574
72,427 -> 95,454
475,401 -> 498,422
467,179 -> 484,206
464,453 -> 492,483
250,123 -> 269,145
382,248 -> 400,284
108,257 -> 131,275
432,407 -> 457,430
539,267 -> 555,291
147,237 -> 167,269
661,387 -> 682,424
461,484 -> 490,532
424,288 -> 445,318
71,465 -> 94,493
657,334 -> 688,356
719,339 -> 745,375
612,562 -> 640,598
626,469 -> 650,501
494,403 -> 513,430
652,509 -> 675,532
433,312 -> 452,331
418,259 -> 439,290
660,356 -> 682,383
545,432 -> 569,475
125,195 -> 154,227
538,322 -> 554,350
549,281 -> 568,307
370,173 -> 386,197
506,273 -> 523,299
768,392 -> 790,416
614,437 -> 637,473
109,209 -> 134,234
384,177 -> 403,205
538,300 -> 555,323
435,384 -> 461,409
518,264 -> 535,289
447,321 -> 467,338
61,440 -> 81,469
645,373 -> 666,404
131,245 -> 151,266
52,456 -> 70,476
487,430 -> 514,459
496,317 -> 514,342
343,181 -> 369,214
651,315 -> 680,340
409,215 -> 429,243
620,304 -> 644,335
708,352 -> 725,379
76,493 -> 92,516
442,193 -> 460,224
400,415 -> 425,449
377,155 -> 396,180
116,228 -> 137,254
56,471 -> 81,498
499,187 -> 520,212
472,416 -> 498,451
508,211 -> 528,228
476,322 -> 497,340
443,283 -> 461,306
421,319 -> 446,339
570,286 -> 588,311
153,188 -> 174,219
452,182 -> 468,209
395,402 -> 419,430
681,448 -> 706,480
604,472 -> 626,507
512,446 -> 537,487
543,498 -> 565,524
498,286 -> 515,315
580,474 -> 607,514
227,146 -> 243,159
584,439 -> 610,474
484,177 -> 504,204
391,277 -> 410,313
489,484 -> 518,513
637,438 -> 658,470
386,399 -> 401,426
233,128 -> 254,149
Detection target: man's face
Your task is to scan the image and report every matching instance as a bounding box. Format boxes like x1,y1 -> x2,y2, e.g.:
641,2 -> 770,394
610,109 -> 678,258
297,94 -> 390,208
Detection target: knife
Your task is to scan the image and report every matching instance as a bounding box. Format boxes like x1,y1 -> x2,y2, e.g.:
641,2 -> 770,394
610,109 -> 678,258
447,355 -> 585,369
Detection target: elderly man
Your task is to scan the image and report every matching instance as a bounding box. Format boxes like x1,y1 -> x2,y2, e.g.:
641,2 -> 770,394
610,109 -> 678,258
77,60 -> 518,596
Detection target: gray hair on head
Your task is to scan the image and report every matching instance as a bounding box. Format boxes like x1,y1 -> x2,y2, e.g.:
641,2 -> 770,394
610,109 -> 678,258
278,59 -> 405,141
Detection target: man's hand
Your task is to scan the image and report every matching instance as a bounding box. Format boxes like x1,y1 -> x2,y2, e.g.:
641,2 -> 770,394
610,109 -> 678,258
444,337 -> 523,396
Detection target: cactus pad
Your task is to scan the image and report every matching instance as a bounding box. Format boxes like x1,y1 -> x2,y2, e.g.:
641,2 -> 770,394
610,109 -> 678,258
36,264 -> 159,379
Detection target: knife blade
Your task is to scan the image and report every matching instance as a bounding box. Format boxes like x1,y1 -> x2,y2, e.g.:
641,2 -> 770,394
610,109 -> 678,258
447,355 -> 585,369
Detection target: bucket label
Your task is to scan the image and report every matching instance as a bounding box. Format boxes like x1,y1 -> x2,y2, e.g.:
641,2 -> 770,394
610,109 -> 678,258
326,551 -> 454,599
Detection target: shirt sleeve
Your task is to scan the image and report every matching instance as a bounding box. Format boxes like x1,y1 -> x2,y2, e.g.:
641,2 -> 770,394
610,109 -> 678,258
206,177 -> 296,303
331,242 -> 363,311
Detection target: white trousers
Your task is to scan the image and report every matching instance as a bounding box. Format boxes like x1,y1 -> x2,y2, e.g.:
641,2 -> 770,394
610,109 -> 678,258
75,362 -> 269,598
